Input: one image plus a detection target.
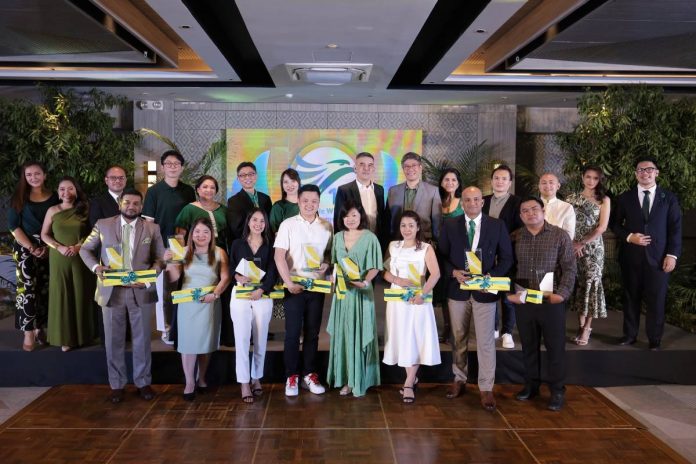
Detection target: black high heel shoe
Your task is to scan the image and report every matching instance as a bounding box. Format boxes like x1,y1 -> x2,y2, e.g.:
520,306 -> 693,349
182,391 -> 196,402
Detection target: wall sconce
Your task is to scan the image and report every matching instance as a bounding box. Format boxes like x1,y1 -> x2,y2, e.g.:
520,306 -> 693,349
147,160 -> 158,187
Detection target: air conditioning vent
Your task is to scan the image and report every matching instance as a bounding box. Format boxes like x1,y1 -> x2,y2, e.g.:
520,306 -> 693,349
286,63 -> 372,86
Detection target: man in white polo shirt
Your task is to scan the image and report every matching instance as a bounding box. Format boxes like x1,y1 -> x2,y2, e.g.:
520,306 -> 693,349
538,173 -> 576,239
274,184 -> 333,396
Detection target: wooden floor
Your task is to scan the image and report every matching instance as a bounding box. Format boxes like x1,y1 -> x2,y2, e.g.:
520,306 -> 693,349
0,384 -> 689,464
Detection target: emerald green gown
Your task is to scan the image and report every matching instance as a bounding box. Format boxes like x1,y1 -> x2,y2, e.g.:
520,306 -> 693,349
326,230 -> 382,396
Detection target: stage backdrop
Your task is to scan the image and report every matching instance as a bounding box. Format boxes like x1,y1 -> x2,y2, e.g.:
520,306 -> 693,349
226,129 -> 422,222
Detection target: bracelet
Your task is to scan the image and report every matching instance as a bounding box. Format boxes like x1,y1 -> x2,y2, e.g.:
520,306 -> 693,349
213,293 -> 220,300
363,280 -> 370,288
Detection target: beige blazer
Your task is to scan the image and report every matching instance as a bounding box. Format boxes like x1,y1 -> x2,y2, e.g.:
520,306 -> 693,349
80,215 -> 165,308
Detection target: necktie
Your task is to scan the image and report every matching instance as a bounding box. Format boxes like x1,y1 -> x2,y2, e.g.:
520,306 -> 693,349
122,223 -> 132,270
642,190 -> 650,222
468,219 -> 476,247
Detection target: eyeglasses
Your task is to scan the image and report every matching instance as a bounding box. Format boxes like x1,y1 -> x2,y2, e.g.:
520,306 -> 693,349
238,172 -> 257,179
402,163 -> 420,170
636,167 -> 657,174
163,162 -> 182,168
107,176 -> 126,181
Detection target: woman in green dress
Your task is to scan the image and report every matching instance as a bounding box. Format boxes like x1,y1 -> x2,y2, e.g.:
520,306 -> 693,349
327,200 -> 382,397
175,175 -> 228,249
269,168 -> 300,233
40,177 -> 95,351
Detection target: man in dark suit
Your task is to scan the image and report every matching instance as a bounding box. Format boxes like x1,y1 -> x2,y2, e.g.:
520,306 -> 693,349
80,189 -> 166,404
333,152 -> 388,249
386,152 -> 442,242
227,161 -> 272,243
89,166 -> 126,227
482,164 -> 522,349
611,157 -> 682,350
439,186 -> 513,411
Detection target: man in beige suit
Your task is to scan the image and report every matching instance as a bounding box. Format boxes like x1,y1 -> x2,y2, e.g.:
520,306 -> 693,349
80,188 -> 165,404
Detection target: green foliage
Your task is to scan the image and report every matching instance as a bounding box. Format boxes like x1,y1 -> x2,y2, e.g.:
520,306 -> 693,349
558,85 -> 696,209
0,86 -> 138,197
422,141 -> 492,188
666,262 -> 696,333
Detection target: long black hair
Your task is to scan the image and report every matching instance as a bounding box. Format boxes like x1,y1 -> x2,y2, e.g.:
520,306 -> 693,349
582,166 -> 607,202
398,210 -> 425,251
241,207 -> 272,245
438,168 -> 463,205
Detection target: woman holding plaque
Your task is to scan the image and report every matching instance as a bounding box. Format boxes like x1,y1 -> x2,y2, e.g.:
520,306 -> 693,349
8,161 -> 59,351
165,217 -> 230,401
566,166 -> 610,345
229,208 -> 278,403
326,201 -> 382,397
383,211 -> 441,403
41,177 -> 95,351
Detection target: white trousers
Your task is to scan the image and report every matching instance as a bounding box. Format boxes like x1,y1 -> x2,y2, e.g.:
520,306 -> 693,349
230,292 -> 273,383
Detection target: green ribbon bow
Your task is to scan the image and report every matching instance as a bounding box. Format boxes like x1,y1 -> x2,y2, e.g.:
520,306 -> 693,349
401,288 -> 417,302
192,288 -> 203,301
469,276 -> 491,290
297,278 -> 314,290
120,271 -> 137,285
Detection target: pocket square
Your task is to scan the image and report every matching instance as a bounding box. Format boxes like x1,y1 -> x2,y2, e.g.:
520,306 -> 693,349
141,237 -> 152,245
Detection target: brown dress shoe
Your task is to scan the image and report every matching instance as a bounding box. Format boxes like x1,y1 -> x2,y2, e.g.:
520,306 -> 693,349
446,381 -> 465,399
139,385 -> 156,401
480,391 -> 496,411
110,389 -> 124,404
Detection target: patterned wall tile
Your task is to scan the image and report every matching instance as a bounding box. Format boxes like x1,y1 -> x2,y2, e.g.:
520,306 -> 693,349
175,111 -> 226,130
428,112 -> 477,133
533,134 -> 568,181
226,111 -> 276,128
327,112 -> 379,129
423,131 -> 480,166
174,129 -> 225,165
378,112 -> 428,129
276,111 -> 328,129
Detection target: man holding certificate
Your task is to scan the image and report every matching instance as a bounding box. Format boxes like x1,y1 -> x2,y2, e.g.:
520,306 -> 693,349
274,184 -> 333,396
508,197 -> 576,411
80,189 -> 166,404
438,186 -> 513,411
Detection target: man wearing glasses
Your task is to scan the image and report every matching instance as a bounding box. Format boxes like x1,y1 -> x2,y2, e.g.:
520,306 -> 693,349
226,162 -> 272,243
386,152 -> 442,242
89,165 -> 128,228
611,157 -> 682,351
142,150 -> 196,344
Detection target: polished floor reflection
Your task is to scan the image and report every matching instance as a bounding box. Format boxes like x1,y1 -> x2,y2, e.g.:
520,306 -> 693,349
0,383 -> 690,464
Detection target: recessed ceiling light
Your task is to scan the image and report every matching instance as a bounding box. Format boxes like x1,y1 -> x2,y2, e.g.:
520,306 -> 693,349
500,96 -> 508,100
285,93 -> 294,98
327,43 -> 338,48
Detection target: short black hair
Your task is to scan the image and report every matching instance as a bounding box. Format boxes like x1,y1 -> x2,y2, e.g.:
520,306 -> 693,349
519,196 -> 544,212
491,164 -> 514,180
401,152 -> 422,166
298,184 -> 321,197
336,200 -> 368,232
635,156 -> 659,170
120,188 -> 143,202
160,150 -> 185,165
236,161 -> 257,174
355,152 -> 374,161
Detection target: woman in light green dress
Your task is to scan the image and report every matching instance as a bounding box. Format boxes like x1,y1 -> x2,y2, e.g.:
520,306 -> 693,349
41,177 -> 95,350
327,200 -> 382,397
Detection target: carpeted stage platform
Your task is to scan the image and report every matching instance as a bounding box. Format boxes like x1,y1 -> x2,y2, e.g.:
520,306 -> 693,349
2,300 -> 695,387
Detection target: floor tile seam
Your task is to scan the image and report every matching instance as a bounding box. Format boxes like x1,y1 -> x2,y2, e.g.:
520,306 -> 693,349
377,394 -> 398,464
250,387 -> 273,464
510,426 -> 640,431
511,429 -> 542,464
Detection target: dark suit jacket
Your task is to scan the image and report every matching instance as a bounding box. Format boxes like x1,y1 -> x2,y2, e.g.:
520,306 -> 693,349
333,180 -> 388,249
438,214 -> 513,303
89,192 -> 120,228
482,193 -> 523,235
226,190 -> 272,243
611,186 -> 682,267
386,181 -> 442,242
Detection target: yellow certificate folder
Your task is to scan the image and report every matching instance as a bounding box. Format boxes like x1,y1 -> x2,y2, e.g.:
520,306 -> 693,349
465,251 -> 482,275
302,244 -> 322,270
172,286 -> 217,304
384,288 -> 433,303
106,247 -> 123,270
524,289 -> 544,304
284,276 -> 332,294
235,285 -> 284,299
168,238 -> 186,262
102,270 -> 158,287
460,276 -> 511,292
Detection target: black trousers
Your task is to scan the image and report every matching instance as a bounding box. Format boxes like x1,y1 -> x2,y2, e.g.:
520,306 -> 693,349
495,295 -> 517,335
283,290 -> 325,377
620,254 -> 669,343
516,302 -> 566,394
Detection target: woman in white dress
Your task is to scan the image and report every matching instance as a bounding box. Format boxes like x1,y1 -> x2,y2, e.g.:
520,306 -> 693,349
383,210 -> 441,403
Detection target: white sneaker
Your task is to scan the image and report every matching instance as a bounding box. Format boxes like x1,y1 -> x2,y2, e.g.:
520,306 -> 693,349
161,330 -> 174,345
501,333 -> 515,349
301,373 -> 326,395
285,375 -> 299,396
494,330 -> 500,340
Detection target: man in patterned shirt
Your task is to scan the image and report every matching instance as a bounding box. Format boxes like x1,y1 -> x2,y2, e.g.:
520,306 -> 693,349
508,197 -> 576,411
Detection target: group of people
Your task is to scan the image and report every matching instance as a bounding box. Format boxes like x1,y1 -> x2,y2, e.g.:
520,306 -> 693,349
8,149 -> 681,412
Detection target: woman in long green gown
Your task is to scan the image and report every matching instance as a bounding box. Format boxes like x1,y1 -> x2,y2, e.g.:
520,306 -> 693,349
326,200 -> 382,397
40,177 -> 95,350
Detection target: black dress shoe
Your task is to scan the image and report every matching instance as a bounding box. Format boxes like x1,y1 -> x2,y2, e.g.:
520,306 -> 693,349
196,385 -> 209,394
139,385 -> 156,401
649,340 -> 661,351
618,336 -> 637,346
182,391 -> 196,402
110,389 -> 124,404
548,392 -> 565,411
515,385 -> 540,401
